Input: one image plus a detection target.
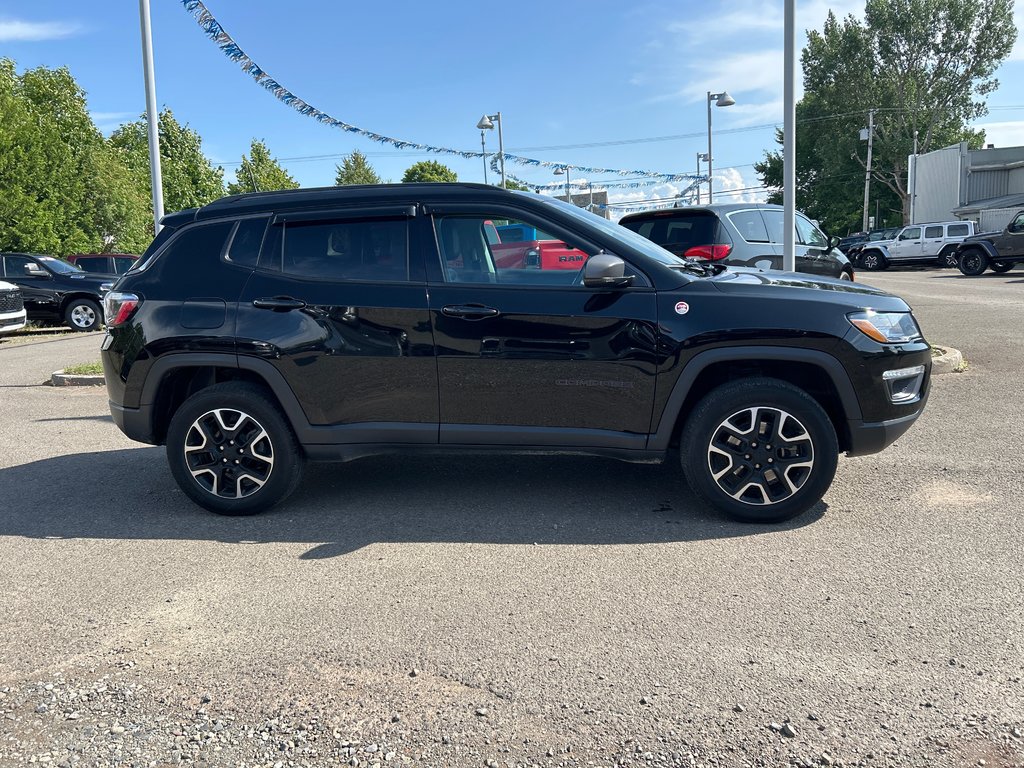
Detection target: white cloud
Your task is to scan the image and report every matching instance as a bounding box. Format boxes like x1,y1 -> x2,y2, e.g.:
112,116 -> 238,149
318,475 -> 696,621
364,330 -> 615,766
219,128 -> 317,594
1011,5 -> 1024,61
0,18 -> 80,42
973,120 -> 1024,149
603,168 -> 765,220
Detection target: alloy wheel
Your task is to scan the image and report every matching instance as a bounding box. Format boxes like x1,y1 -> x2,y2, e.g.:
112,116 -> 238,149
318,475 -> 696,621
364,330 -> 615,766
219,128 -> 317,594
183,408 -> 275,499
70,304 -> 97,329
706,406 -> 814,505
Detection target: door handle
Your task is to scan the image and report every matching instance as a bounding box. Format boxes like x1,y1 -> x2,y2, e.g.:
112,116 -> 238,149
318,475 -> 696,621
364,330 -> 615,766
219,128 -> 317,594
253,297 -> 307,311
441,304 -> 500,319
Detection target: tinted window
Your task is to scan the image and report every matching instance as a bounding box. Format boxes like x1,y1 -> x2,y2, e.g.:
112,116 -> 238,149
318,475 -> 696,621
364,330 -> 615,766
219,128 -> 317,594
151,222 -> 234,277
946,224 -> 969,237
436,214 -> 588,285
728,210 -> 770,243
925,226 -> 943,238
77,258 -> 110,273
620,213 -> 718,257
114,257 -> 136,273
282,218 -> 409,282
225,218 -> 268,267
1009,214 -> 1024,233
3,255 -> 36,277
760,210 -> 786,244
130,225 -> 180,273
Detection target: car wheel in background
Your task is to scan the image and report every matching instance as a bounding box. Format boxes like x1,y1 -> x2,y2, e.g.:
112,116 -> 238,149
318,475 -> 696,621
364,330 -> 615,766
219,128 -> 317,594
938,247 -> 960,268
680,377 -> 838,524
958,249 -> 989,276
838,269 -> 853,281
165,382 -> 304,516
64,298 -> 103,332
990,262 -> 1014,273
860,251 -> 888,271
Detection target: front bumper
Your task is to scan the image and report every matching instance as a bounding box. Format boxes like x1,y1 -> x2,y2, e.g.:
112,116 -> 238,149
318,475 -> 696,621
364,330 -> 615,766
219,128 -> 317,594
845,409 -> 924,457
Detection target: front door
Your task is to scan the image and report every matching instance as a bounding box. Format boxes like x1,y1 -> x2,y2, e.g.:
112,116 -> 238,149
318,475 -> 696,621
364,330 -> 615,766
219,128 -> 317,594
424,206 -> 659,449
235,206 -> 438,442
890,227 -> 923,261
997,212 -> 1024,258
1,254 -> 57,319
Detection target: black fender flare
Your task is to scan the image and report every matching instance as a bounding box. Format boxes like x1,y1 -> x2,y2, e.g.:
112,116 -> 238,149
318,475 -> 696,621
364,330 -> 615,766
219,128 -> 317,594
957,240 -> 998,260
140,352 -> 314,438
859,244 -> 890,261
647,346 -> 862,451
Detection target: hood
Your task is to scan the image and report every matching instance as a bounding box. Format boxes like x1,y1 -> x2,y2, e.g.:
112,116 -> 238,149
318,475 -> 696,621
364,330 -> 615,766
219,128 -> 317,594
963,230 -> 1001,242
708,268 -> 912,311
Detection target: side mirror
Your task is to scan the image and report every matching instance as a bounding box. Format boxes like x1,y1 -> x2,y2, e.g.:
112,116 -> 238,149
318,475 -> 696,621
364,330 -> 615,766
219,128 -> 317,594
826,234 -> 841,253
583,253 -> 634,288
24,264 -> 49,278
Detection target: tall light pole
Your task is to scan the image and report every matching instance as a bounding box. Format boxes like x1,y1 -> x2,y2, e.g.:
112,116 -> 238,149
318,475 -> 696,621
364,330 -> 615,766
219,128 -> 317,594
696,152 -> 709,204
861,109 -> 876,232
706,90 -> 736,203
477,113 -> 505,188
479,129 -> 488,184
554,166 -> 572,204
139,0 -> 164,233
782,0 -> 796,272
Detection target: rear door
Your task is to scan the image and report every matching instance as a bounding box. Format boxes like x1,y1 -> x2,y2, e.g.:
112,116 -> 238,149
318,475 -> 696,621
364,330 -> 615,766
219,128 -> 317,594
234,206 -> 438,442
921,225 -> 944,257
425,205 -> 659,449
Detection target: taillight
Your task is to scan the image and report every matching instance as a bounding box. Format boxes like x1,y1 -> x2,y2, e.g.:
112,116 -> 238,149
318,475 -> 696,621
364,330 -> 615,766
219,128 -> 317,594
524,248 -> 541,268
103,291 -> 141,327
683,244 -> 732,261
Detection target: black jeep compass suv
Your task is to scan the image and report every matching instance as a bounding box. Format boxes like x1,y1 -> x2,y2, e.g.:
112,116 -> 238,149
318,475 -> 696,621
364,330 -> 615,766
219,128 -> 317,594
102,184 -> 930,523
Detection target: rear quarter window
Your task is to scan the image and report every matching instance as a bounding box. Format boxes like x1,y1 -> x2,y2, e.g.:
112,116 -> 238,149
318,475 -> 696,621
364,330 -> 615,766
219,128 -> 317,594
946,224 -> 969,237
135,222 -> 234,284
727,210 -> 770,243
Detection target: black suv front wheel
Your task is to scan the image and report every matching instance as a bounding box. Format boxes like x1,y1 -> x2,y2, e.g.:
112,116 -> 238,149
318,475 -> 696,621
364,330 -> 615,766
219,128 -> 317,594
681,378 -> 838,523
958,248 -> 989,276
166,382 -> 303,515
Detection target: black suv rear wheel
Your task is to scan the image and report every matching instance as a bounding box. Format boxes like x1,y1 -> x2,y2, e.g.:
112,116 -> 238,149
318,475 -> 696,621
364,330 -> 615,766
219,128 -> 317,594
681,378 -> 838,523
166,382 -> 303,515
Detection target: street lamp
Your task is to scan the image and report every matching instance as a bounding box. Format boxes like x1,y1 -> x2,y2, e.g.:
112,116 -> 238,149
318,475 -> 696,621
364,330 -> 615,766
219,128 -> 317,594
706,90 -> 736,203
477,113 -> 505,189
479,130 -> 488,184
554,166 -> 571,204
696,152 -> 709,204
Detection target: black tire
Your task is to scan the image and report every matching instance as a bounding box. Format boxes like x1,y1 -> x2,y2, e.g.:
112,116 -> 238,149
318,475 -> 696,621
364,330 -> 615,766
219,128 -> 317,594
990,262 -> 1014,273
165,382 -> 303,516
838,268 -> 854,281
958,248 -> 988,276
860,250 -> 888,271
680,377 -> 838,524
938,247 -> 959,268
64,298 -> 103,332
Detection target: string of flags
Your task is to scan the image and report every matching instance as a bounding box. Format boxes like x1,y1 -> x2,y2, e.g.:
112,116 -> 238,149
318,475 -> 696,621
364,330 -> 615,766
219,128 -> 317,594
179,0 -> 703,184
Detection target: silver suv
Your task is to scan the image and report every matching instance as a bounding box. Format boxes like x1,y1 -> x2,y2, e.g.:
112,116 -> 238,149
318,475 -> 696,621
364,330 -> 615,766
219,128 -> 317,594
619,203 -> 854,280
857,221 -> 977,270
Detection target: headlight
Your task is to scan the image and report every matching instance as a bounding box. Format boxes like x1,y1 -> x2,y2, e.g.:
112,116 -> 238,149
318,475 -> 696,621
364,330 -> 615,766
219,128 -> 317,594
847,310 -> 921,343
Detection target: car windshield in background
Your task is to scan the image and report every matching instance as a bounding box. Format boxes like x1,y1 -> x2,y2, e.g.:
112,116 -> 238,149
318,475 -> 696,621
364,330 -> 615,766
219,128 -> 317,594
36,256 -> 82,274
522,193 -> 689,267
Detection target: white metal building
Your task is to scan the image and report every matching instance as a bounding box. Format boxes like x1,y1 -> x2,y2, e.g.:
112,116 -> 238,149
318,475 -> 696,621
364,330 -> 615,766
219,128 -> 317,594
909,142 -> 1024,230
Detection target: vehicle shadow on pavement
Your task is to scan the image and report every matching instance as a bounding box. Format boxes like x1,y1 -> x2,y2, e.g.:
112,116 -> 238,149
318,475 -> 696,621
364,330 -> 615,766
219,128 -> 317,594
0,448 -> 825,557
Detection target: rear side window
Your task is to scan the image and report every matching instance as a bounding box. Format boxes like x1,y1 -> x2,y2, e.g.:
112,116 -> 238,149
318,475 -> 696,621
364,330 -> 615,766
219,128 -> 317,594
620,213 -> 721,257
279,218 -> 410,282
925,225 -> 943,238
113,257 -> 136,273
946,224 -> 969,237
225,218 -> 268,267
760,210 -> 786,244
77,259 -> 110,273
728,210 -> 770,243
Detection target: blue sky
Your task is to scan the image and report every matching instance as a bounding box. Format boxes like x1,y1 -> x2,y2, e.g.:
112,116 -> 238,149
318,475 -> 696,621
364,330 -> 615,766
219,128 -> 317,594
2,0 -> 1023,212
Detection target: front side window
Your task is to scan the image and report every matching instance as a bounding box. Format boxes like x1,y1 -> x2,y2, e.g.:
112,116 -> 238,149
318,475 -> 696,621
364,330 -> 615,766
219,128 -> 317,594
1010,213 -> 1024,233
434,214 -> 588,285
3,255 -> 37,277
900,227 -> 921,241
281,218 -> 409,282
795,215 -> 827,247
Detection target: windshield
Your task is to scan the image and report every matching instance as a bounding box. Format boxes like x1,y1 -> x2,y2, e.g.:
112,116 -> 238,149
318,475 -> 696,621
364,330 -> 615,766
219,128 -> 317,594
518,192 -> 688,267
36,255 -> 83,274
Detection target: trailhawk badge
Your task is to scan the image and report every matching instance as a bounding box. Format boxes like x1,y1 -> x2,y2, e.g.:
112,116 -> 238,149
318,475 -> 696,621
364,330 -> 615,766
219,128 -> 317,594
674,301 -> 690,315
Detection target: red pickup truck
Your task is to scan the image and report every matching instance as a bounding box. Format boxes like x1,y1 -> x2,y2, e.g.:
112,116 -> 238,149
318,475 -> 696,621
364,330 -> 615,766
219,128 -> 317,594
485,223 -> 588,270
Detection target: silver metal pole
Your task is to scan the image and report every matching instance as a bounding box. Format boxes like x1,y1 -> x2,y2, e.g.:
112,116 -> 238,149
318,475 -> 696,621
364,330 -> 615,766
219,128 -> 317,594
696,153 -> 702,205
862,109 -> 875,232
139,0 -> 164,233
706,92 -> 714,203
565,167 -> 571,204
496,112 -> 506,189
782,0 -> 796,272
480,130 -> 488,184
910,129 -> 918,224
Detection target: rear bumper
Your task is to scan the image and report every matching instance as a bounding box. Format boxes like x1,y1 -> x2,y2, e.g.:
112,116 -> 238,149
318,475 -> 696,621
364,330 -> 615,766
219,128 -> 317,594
109,401 -> 158,445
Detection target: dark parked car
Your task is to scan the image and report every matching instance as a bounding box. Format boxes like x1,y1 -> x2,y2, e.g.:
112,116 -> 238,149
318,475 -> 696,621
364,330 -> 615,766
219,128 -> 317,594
618,203 -> 854,280
955,210 -> 1024,275
0,252 -> 114,331
66,253 -> 139,275
102,184 -> 930,524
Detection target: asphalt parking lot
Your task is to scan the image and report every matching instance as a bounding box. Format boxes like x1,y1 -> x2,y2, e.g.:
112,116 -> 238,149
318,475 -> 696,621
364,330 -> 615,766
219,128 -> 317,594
1,268 -> 1022,768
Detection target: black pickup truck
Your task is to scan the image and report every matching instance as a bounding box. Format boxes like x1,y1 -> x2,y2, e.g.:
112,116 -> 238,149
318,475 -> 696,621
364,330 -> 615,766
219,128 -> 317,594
0,252 -> 114,331
955,210 -> 1024,275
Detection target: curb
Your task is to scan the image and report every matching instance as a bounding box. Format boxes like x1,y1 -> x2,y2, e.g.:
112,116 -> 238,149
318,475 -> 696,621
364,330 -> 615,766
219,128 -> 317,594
931,345 -> 964,375
50,371 -> 105,387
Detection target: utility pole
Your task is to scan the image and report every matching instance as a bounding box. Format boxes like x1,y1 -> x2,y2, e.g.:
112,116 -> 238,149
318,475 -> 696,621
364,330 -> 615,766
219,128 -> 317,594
782,0 -> 796,272
861,109 -> 875,233
910,129 -> 919,224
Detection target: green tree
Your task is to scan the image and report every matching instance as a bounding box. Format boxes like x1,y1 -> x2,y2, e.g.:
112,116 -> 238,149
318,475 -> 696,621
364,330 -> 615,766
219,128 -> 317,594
226,139 -> 299,195
401,160 -> 457,183
110,108 -> 224,215
0,58 -> 151,255
334,150 -> 382,185
502,178 -> 531,191
755,0 -> 1016,231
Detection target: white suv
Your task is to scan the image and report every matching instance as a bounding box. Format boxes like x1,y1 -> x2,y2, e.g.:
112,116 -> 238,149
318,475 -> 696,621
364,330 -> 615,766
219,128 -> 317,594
0,279 -> 27,336
858,221 -> 977,270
